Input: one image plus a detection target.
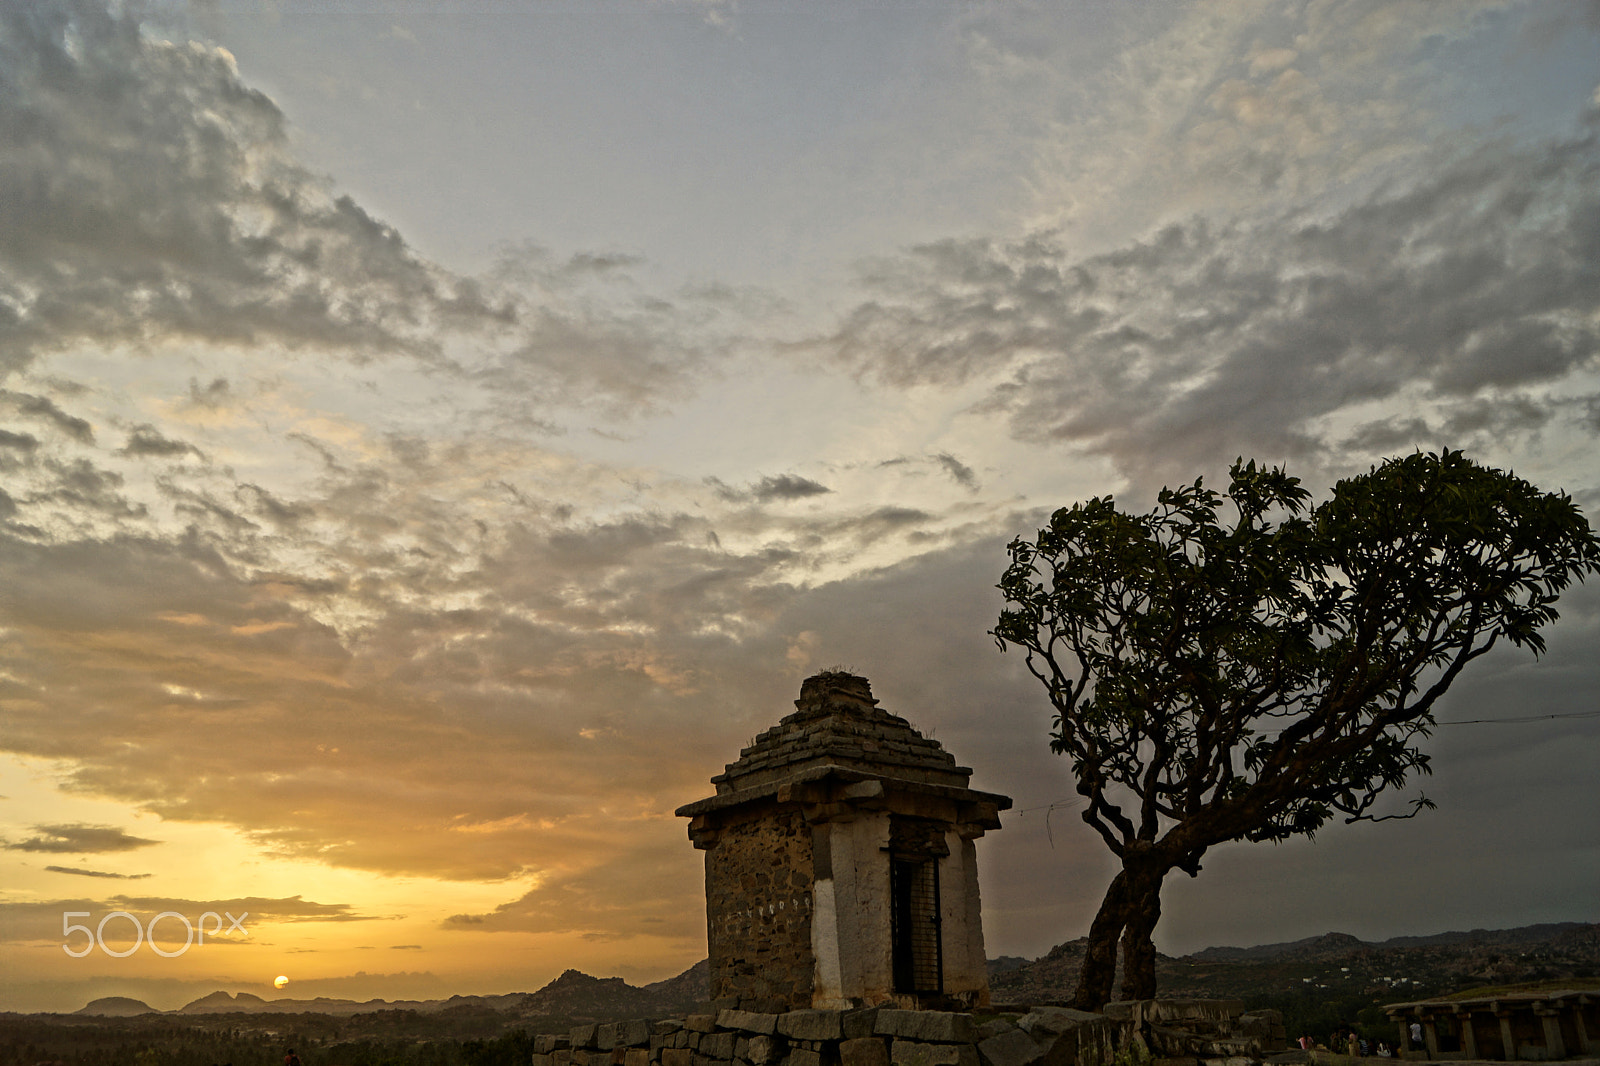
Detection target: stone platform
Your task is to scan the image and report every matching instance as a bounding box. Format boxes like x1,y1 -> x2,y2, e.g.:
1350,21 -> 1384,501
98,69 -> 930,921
529,1000 -> 1288,1066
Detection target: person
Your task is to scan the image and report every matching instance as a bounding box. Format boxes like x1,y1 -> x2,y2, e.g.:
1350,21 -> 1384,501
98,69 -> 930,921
1378,1042 -> 1392,1058
1409,1021 -> 1424,1055
285,1049 -> 301,1066
1348,1032 -> 1360,1057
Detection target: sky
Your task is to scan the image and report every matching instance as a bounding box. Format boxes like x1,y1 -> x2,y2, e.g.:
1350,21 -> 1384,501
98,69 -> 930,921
1,0 -> 1598,1015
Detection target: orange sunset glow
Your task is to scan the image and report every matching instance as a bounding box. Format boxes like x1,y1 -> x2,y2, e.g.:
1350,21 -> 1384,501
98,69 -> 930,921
3,0 -> 1598,1016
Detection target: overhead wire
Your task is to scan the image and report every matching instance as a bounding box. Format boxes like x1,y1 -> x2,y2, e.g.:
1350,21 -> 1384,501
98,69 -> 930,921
1006,709 -> 1596,845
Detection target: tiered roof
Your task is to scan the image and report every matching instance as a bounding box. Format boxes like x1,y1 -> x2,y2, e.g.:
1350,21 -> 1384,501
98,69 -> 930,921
710,671 -> 972,796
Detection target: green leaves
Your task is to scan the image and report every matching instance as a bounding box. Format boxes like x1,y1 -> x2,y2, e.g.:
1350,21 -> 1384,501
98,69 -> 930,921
994,450 -> 1599,864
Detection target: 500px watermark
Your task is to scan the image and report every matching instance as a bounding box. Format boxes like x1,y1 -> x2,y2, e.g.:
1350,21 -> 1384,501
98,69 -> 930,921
62,910 -> 249,958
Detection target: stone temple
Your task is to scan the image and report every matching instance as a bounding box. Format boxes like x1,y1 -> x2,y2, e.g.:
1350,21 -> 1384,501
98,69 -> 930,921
675,671 -> 1012,1013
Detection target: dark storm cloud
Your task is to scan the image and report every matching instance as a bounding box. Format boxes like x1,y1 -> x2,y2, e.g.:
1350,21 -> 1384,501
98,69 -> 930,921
823,118 -> 1600,487
2,823 -> 160,852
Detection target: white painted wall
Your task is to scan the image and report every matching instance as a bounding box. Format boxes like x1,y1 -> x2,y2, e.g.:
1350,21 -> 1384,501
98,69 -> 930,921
810,812 -> 893,1007
811,814 -> 993,1007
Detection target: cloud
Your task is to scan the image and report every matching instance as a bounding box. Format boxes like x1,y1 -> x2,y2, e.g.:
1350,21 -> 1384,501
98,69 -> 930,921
3,391 -> 95,443
184,377 -> 234,410
752,474 -> 832,502
1004,0 -> 1524,244
0,428 -> 40,453
821,116 -> 1600,489
0,0 -> 474,371
440,839 -> 703,941
708,473 -> 834,503
0,479 -> 806,883
3,823 -> 161,853
0,0 -> 1593,992
0,0 -> 734,417
110,894 -> 374,923
0,893 -> 377,945
43,865 -> 153,879
119,424 -> 205,460
934,453 -> 978,490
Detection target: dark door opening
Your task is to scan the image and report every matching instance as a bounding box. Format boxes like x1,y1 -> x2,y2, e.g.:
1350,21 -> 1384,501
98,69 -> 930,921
890,857 -> 942,994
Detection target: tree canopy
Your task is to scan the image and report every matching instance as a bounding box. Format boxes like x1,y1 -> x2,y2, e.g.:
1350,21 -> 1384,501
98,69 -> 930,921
993,450 -> 1599,1010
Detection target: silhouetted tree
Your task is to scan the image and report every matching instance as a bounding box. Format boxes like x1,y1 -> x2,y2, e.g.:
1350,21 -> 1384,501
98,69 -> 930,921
993,451 -> 1599,1010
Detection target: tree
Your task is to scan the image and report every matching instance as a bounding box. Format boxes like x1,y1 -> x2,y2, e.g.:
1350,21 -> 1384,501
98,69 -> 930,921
992,451 -> 1599,1011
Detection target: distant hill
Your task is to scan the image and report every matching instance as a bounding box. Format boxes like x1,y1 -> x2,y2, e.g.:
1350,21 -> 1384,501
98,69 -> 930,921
75,997 -> 157,1017
61,922 -> 1596,1022
642,957 -> 709,1003
178,991 -> 272,1013
146,960 -> 710,1022
515,966 -> 706,1021
1188,923 -> 1591,963
988,921 -> 1600,1005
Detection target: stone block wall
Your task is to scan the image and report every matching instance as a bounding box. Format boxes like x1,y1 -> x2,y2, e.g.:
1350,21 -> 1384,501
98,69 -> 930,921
529,1002 -> 1282,1066
705,806 -> 816,1011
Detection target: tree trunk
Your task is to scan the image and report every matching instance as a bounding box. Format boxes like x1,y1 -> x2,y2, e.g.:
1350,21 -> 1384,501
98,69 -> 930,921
1073,862 -> 1170,1011
1071,868 -> 1131,1011
1118,864 -> 1165,1001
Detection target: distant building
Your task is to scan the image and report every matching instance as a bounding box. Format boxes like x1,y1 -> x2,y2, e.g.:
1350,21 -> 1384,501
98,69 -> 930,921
676,671 -> 1011,1013
1385,989 -> 1596,1060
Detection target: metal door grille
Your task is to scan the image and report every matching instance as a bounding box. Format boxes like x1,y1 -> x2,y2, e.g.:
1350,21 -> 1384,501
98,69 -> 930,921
890,857 -> 942,994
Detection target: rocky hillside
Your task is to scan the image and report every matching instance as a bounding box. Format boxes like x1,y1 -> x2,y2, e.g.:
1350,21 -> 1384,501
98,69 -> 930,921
988,921 -> 1600,1004
65,962 -> 714,1022
74,997 -> 158,1017
62,922 -> 1597,1023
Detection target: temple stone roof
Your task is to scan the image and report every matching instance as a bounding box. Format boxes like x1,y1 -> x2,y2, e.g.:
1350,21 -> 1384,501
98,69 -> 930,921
708,671 -> 974,796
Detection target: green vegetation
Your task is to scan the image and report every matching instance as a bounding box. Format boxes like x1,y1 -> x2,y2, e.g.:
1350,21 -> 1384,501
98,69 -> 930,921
1442,976 -> 1600,1000
994,451 -> 1600,1010
1243,989 -> 1399,1047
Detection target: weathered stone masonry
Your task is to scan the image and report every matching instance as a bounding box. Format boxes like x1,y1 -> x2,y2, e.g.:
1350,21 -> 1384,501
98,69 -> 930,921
529,1006 -> 1119,1066
528,1001 -> 1287,1066
677,672 -> 1013,1013
1386,990 -> 1597,1060
705,806 -> 816,1009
